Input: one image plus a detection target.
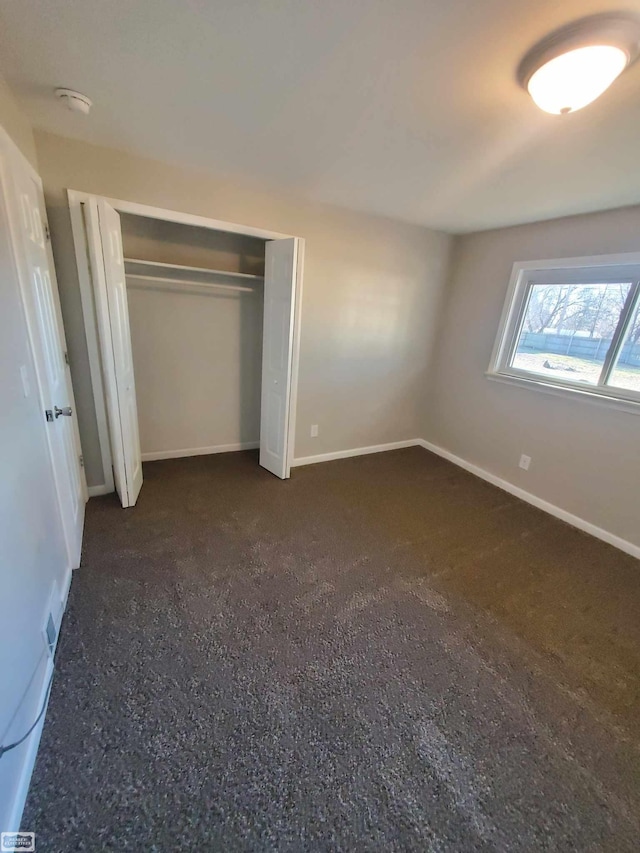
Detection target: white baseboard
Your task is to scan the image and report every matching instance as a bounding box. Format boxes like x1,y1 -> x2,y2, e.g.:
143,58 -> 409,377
88,443 -> 261,492
5,657 -> 54,832
60,564 -> 73,609
292,439 -> 423,467
141,441 -> 259,462
417,439 -> 640,560
87,483 -> 112,497
4,565 -> 73,831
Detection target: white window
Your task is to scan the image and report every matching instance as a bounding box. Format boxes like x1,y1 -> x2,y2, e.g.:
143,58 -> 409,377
489,254 -> 640,408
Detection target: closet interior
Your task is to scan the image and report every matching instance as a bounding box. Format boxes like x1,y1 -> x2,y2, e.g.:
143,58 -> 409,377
119,213 -> 267,462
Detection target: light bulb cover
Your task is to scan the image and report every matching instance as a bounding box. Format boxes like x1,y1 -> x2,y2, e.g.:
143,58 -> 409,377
517,13 -> 640,114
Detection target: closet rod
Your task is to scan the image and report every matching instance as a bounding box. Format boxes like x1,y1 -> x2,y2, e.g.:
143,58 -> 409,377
125,273 -> 257,293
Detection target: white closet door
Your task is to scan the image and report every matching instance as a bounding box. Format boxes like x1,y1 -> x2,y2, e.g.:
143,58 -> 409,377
260,237 -> 298,479
85,199 -> 143,507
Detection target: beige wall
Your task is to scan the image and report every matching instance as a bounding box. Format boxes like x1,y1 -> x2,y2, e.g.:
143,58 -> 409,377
0,75 -> 37,168
121,215 -> 265,455
425,205 -> 640,550
4,111 -> 636,548
34,130 -> 452,487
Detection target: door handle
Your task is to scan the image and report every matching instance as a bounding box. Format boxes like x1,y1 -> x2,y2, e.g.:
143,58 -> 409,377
54,405 -> 73,418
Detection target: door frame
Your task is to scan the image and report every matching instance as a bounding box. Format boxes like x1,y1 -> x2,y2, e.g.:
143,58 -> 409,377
68,190 -> 304,493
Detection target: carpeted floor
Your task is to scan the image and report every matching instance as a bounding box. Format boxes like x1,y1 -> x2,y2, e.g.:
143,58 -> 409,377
23,448 -> 640,851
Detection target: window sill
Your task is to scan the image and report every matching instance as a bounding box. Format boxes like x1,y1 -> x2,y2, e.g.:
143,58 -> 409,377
485,371 -> 640,416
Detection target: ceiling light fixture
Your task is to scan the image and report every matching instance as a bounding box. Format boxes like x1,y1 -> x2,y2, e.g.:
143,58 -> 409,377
517,13 -> 640,115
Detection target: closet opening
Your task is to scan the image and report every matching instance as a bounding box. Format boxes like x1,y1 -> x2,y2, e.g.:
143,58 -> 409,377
122,213 -> 266,466
69,192 -> 303,508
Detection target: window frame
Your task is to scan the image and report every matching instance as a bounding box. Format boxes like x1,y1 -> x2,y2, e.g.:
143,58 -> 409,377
488,253 -> 640,412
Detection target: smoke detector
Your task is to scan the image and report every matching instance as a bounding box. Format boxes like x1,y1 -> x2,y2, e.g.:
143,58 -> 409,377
55,88 -> 92,115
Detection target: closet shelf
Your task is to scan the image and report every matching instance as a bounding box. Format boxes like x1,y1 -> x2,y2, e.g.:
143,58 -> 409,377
126,273 -> 256,294
124,257 -> 263,282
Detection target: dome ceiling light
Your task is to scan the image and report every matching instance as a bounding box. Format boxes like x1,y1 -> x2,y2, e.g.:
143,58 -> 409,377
517,13 -> 640,115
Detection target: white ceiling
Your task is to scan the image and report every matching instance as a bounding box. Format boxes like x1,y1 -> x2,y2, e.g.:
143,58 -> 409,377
2,0 -> 640,233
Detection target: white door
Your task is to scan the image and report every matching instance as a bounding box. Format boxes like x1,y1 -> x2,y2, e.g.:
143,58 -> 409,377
85,199 -> 143,507
8,160 -> 85,567
260,238 -> 298,479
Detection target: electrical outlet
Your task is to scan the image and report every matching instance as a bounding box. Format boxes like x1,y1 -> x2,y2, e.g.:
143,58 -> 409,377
519,454 -> 531,471
310,424 -> 319,437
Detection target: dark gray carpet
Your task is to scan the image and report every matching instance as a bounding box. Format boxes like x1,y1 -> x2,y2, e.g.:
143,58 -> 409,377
23,448 -> 640,851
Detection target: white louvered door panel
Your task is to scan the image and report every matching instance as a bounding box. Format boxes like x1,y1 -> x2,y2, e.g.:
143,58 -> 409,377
259,238 -> 298,479
96,200 -> 143,507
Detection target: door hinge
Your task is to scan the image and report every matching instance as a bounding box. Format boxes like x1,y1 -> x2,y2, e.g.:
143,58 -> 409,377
64,351 -> 70,366
44,222 -> 51,241
79,454 -> 84,469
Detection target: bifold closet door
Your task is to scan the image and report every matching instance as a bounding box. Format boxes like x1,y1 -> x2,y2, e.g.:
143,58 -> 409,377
85,199 -> 143,507
260,237 -> 298,479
